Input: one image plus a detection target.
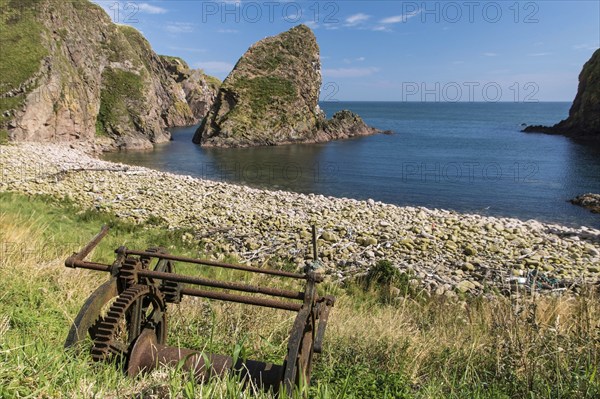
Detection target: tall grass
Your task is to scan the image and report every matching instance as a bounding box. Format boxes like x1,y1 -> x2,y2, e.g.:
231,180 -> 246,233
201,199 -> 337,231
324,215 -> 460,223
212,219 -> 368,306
0,192 -> 598,398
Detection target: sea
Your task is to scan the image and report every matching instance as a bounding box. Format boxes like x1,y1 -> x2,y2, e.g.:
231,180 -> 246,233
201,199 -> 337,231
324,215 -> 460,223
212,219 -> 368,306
103,102 -> 600,229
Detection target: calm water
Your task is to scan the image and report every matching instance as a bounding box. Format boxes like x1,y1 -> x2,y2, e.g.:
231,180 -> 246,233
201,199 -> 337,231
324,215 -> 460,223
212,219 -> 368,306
104,102 -> 600,228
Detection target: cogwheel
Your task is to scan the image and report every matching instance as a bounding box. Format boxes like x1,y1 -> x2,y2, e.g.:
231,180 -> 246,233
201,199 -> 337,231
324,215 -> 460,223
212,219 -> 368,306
91,284 -> 167,363
120,257 -> 142,288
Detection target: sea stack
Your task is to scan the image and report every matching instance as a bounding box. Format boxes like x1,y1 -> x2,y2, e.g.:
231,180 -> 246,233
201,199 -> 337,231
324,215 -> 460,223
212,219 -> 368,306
523,49 -> 600,140
193,25 -> 380,147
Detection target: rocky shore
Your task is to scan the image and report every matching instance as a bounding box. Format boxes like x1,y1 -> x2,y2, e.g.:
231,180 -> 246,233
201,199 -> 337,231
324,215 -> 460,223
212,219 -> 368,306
1,143 -> 599,296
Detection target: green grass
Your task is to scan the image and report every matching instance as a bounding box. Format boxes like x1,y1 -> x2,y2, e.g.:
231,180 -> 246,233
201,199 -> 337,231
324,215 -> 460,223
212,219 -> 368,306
229,76 -> 296,125
0,191 -> 598,398
204,73 -> 222,90
0,0 -> 46,90
160,55 -> 188,67
0,128 -> 8,143
96,68 -> 145,136
0,0 -> 47,120
118,24 -> 153,71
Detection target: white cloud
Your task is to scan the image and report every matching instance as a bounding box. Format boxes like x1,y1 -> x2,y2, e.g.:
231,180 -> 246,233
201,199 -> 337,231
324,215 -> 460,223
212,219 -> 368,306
322,67 -> 380,78
343,57 -> 366,64
345,13 -> 370,25
528,52 -> 552,57
380,10 -> 421,24
194,61 -> 234,74
137,3 -> 167,14
482,52 -> 498,57
372,26 -> 391,32
165,22 -> 195,34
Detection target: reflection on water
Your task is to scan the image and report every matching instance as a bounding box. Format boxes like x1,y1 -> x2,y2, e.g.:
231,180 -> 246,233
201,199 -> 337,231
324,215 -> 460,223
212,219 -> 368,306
103,102 -> 600,228
200,144 -> 328,193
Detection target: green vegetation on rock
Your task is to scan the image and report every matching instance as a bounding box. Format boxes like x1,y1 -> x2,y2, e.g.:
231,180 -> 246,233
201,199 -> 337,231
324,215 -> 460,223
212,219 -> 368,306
204,73 -> 222,90
96,68 -> 144,136
195,25 -> 323,146
0,0 -> 46,117
564,48 -> 600,135
234,76 -> 296,115
524,49 -> 600,139
118,24 -> 153,70
195,24 -> 379,147
0,0 -> 219,147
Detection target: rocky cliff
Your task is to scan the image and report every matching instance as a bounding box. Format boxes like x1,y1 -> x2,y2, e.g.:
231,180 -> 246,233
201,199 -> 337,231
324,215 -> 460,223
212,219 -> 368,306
524,49 -> 600,140
0,0 -> 219,150
160,56 -> 221,124
193,25 -> 380,147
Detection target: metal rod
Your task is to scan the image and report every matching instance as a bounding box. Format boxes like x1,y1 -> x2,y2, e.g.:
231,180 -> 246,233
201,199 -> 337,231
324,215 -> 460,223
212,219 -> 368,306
124,249 -> 307,279
312,225 -> 318,261
137,269 -> 305,300
65,225 -> 109,267
180,287 -> 302,312
70,260 -> 111,272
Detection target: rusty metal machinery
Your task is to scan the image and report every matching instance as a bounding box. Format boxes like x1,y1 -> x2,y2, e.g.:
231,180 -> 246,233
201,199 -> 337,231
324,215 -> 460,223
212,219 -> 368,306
64,226 -> 334,395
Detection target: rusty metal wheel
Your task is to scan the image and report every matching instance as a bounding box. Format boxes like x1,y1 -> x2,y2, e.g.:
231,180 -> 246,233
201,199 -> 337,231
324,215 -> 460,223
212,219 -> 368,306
64,277 -> 119,350
91,284 -> 167,363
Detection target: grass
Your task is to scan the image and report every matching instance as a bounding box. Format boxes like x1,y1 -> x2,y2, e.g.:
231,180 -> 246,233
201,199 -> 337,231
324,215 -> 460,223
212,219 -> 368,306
160,55 -> 188,67
0,0 -> 47,121
225,76 -> 297,137
0,128 -> 8,143
204,74 -> 222,90
0,191 -> 598,398
234,76 -> 296,115
96,68 -> 145,136
118,25 -> 153,71
0,0 -> 46,91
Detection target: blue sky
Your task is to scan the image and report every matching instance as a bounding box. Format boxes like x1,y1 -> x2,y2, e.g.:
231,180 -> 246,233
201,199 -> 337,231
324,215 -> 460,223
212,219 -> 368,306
92,1 -> 599,101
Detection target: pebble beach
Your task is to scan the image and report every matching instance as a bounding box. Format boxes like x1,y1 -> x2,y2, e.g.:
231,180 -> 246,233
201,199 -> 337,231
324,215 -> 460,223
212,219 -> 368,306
1,143 -> 599,295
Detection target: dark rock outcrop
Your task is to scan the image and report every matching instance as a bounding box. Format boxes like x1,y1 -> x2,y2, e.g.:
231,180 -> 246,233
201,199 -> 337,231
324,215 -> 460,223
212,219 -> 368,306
570,193 -> 600,214
193,25 -> 381,147
316,110 -> 380,141
0,0 -> 219,150
160,56 -> 221,124
523,49 -> 600,141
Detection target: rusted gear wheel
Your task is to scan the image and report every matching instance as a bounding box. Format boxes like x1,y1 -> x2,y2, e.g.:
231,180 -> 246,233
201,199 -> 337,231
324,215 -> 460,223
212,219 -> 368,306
120,257 -> 143,288
91,284 -> 167,363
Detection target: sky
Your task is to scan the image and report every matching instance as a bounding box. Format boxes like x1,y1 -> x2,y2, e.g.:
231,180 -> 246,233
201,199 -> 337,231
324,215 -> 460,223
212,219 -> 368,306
92,0 -> 600,101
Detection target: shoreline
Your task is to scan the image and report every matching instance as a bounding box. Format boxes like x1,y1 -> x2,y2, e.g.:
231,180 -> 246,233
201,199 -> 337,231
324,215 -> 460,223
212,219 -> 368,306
1,143 -> 599,295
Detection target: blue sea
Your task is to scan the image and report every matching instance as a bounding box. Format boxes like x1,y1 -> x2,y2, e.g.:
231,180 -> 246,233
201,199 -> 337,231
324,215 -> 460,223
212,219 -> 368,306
103,102 -> 600,228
